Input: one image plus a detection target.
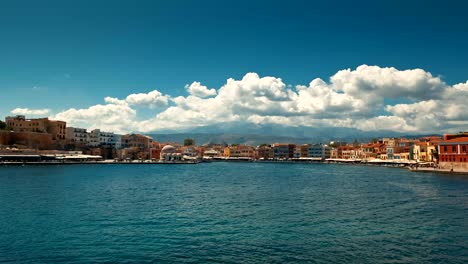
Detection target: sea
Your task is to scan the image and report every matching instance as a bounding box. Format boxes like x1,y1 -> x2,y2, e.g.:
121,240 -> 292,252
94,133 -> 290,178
0,162 -> 467,263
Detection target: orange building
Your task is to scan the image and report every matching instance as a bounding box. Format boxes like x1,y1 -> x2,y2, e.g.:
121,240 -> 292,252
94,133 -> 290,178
224,145 -> 256,159
361,143 -> 386,159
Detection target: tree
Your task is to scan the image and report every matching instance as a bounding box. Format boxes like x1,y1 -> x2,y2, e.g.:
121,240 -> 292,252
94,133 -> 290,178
184,138 -> 195,146
431,148 -> 439,162
0,120 -> 11,131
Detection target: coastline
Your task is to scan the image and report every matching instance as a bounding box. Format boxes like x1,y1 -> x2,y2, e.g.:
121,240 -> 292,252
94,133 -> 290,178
2,159 -> 467,175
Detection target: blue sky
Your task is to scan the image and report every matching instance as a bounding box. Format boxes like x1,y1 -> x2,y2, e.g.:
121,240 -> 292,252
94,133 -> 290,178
1,0 -> 468,133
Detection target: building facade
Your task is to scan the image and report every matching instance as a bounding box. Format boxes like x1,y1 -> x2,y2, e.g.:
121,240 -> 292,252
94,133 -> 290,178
271,143 -> 295,159
224,145 -> 256,159
5,115 -> 66,140
66,127 -> 88,145
438,137 -> 468,170
307,144 -> 331,159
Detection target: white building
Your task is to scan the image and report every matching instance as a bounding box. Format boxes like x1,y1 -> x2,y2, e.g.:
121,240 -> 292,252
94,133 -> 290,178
308,144 -> 331,159
88,129 -> 122,148
160,145 -> 183,161
65,127 -> 89,144
203,149 -> 220,157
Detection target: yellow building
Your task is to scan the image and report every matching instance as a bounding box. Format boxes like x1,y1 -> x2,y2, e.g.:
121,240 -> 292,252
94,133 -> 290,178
5,115 -> 66,140
224,145 -> 256,158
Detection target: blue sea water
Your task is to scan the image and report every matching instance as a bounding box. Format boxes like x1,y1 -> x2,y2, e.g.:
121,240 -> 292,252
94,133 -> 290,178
0,162 -> 467,263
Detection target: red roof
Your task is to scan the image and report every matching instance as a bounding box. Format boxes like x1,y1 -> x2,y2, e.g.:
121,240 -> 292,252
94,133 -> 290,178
439,137 -> 468,144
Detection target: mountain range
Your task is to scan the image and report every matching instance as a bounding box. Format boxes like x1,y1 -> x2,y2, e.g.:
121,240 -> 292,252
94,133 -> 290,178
146,123 -> 439,145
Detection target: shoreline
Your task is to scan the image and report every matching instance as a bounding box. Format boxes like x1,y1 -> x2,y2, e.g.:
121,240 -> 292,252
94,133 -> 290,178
2,159 -> 467,175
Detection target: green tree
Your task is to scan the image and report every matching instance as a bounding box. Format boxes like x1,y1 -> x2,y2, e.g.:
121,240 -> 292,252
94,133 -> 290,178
184,138 -> 195,146
0,120 -> 11,131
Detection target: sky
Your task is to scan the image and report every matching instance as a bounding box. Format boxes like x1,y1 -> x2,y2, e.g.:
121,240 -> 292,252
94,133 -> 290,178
1,0 -> 468,134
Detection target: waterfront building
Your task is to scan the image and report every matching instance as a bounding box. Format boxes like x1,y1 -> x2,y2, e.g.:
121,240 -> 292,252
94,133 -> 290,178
0,130 -> 54,150
88,129 -> 100,147
195,146 -> 206,157
66,127 -> 88,145
362,143 -> 386,159
5,115 -> 66,140
160,144 -> 183,161
411,141 -> 440,162
382,138 -> 417,160
150,141 -> 162,160
438,136 -> 468,171
378,153 -> 388,160
203,149 -> 220,157
181,146 -> 198,157
384,138 -> 397,159
330,148 -> 339,159
443,132 -> 468,141
115,134 -> 155,160
256,145 -> 272,159
411,142 -> 427,162
307,144 -> 331,159
339,145 -> 364,159
271,143 -> 295,159
393,152 -> 410,160
293,144 -> 310,158
121,134 -> 153,150
293,145 -> 302,158
88,129 -> 121,148
224,145 -> 256,159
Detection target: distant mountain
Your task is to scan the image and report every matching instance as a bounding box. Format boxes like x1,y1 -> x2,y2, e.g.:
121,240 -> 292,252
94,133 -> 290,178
149,133 -> 317,146
145,123 -> 434,145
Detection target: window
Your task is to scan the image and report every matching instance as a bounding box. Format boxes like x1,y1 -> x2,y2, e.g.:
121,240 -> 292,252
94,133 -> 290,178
444,146 -> 447,153
463,146 -> 467,153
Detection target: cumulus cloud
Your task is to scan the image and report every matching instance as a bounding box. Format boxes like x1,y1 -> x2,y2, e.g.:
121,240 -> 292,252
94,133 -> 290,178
53,102 -> 137,134
331,65 -> 446,100
47,65 -> 468,134
125,90 -> 169,108
104,96 -> 127,105
11,108 -> 50,116
185,82 -> 217,97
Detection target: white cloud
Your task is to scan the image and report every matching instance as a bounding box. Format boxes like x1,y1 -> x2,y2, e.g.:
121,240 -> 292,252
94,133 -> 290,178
331,65 -> 446,100
104,96 -> 127,105
46,65 -> 468,134
11,108 -> 50,116
185,82 -> 217,97
125,90 -> 169,108
53,102 -> 137,134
